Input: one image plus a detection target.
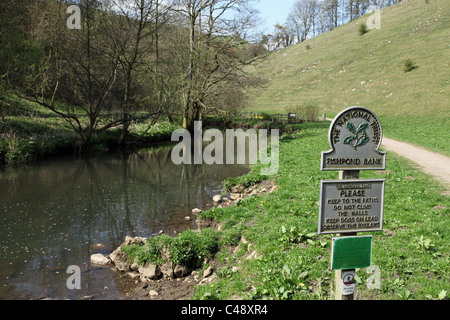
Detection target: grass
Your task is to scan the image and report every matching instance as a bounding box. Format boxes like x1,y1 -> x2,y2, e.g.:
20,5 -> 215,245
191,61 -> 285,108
121,229 -> 220,269
244,0 -> 450,155
380,115 -> 450,156
187,122 -> 449,300
0,94 -> 181,164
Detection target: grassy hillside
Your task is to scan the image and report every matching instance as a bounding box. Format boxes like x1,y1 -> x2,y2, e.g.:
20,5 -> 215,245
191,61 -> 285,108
245,0 -> 449,155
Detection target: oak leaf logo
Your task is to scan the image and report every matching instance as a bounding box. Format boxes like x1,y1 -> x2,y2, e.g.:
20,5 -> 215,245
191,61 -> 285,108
343,122 -> 370,150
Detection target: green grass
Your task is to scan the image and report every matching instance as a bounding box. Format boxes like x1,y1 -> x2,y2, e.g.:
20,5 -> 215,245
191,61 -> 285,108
245,0 -> 450,155
0,94 -> 181,164
189,122 -> 449,300
380,115 -> 450,156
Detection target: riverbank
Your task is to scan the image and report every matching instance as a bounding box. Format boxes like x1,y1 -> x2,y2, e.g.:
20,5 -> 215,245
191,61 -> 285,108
106,122 -> 449,300
0,94 -> 306,165
0,96 -> 181,164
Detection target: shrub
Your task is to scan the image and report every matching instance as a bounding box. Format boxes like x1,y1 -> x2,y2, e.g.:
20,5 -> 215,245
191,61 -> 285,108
403,59 -> 417,73
259,112 -> 274,121
121,237 -> 165,265
359,23 -> 369,35
168,229 -> 219,267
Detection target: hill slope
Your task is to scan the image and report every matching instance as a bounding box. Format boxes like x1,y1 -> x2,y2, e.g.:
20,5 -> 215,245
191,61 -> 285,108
246,0 -> 449,155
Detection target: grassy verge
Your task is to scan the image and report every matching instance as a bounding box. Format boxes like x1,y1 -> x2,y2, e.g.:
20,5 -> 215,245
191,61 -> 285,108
189,122 -> 448,300
380,115 -> 450,157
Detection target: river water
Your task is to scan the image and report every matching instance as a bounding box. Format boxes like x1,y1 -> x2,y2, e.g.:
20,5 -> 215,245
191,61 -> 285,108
0,143 -> 249,300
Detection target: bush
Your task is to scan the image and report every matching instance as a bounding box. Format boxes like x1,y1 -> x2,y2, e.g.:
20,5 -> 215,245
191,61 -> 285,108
121,229 -> 220,269
359,23 -> 369,35
403,59 -> 417,73
168,229 -> 219,267
121,237 -> 165,265
259,112 -> 274,121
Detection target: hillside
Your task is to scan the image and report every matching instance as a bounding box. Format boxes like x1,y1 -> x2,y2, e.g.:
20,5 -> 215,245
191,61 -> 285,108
245,0 -> 449,155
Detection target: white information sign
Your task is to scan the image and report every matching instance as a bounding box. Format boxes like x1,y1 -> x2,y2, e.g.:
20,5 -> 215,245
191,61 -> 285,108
342,270 -> 356,296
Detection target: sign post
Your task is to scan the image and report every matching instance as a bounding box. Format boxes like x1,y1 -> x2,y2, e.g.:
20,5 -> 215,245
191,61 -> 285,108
319,106 -> 386,300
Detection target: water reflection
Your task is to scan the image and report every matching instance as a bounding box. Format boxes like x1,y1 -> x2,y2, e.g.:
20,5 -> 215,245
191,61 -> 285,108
0,144 -> 249,299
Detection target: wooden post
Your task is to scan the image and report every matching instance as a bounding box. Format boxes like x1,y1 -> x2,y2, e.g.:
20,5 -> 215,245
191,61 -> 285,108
335,170 -> 359,300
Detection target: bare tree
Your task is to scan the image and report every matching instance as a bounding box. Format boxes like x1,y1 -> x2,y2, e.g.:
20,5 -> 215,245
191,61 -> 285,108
171,0 -> 261,131
107,0 -> 165,145
288,0 -> 318,43
321,0 -> 340,30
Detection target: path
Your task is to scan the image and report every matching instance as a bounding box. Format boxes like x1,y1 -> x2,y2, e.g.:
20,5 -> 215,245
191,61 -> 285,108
381,137 -> 450,194
325,118 -> 450,194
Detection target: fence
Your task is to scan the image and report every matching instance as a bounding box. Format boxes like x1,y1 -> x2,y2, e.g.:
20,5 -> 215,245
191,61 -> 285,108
235,112 -> 327,123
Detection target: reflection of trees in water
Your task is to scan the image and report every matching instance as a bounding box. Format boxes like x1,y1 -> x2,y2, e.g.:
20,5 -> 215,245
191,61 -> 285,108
0,145 -> 249,297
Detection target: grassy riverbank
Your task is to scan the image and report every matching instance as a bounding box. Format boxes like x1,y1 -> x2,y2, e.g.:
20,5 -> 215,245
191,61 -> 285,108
0,95 -> 181,164
117,122 -> 449,300
0,94 -> 312,165
191,122 -> 449,300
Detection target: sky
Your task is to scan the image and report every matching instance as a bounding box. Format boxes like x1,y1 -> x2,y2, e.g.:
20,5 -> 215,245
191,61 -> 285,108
255,0 -> 297,33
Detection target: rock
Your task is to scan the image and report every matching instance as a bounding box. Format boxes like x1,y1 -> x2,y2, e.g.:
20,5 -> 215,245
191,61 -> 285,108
149,290 -> 159,297
231,266 -> 239,273
229,193 -> 242,200
231,184 -> 245,193
131,262 -> 140,271
213,195 -> 222,203
199,274 -> 217,285
174,264 -> 190,278
109,247 -> 129,271
138,263 -> 161,281
124,236 -> 147,246
185,216 -> 191,221
90,253 -> 110,266
192,208 -> 202,214
160,261 -> 174,278
127,271 -> 140,280
203,266 -> 213,278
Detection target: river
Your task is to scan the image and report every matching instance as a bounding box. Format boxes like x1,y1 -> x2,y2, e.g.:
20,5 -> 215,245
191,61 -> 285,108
0,143 -> 249,300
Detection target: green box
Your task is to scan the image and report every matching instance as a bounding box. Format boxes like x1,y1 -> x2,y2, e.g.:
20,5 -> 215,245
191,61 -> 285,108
331,236 -> 372,270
